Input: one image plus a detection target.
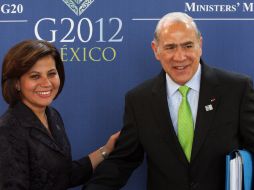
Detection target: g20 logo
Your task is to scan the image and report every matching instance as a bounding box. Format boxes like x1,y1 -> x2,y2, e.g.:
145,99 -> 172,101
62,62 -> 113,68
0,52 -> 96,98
62,0 -> 94,16
34,17 -> 123,43
0,4 -> 23,14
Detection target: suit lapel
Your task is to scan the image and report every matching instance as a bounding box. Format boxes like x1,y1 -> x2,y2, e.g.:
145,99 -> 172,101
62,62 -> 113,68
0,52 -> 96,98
152,71 -> 189,165
11,103 -> 69,157
191,62 -> 221,162
29,128 -> 67,156
46,107 -> 71,156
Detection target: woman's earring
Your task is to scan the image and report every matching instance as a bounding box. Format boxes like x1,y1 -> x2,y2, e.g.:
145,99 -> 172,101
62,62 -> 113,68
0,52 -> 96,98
16,84 -> 21,91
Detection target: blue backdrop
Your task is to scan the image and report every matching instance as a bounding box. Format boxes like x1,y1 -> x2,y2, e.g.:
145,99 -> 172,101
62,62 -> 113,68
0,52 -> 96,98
1,0 -> 254,189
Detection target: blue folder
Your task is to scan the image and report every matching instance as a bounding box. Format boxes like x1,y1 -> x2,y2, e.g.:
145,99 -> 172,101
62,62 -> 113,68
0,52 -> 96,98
225,150 -> 253,190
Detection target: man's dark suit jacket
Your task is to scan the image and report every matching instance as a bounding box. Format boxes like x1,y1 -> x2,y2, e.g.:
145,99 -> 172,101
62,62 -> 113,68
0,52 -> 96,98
0,102 -> 92,190
84,61 -> 254,190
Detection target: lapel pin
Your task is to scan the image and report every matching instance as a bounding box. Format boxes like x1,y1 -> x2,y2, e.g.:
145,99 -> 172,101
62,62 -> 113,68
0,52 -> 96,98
205,104 -> 213,112
211,98 -> 216,102
56,124 -> 61,130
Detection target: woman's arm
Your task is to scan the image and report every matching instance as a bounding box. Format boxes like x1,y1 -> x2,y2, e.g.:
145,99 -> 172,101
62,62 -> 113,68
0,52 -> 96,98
88,131 -> 120,169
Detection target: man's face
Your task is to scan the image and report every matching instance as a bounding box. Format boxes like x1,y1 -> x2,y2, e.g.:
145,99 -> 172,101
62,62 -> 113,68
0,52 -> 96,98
152,21 -> 202,85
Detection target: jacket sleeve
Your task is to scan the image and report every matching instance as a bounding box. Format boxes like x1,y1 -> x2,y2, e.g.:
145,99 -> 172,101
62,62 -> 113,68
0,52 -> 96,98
0,127 -> 30,190
239,77 -> 254,151
69,156 -> 93,187
83,93 -> 144,190
51,107 -> 94,187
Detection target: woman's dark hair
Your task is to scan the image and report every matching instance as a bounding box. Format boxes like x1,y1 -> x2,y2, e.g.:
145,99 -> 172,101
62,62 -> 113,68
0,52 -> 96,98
2,39 -> 65,106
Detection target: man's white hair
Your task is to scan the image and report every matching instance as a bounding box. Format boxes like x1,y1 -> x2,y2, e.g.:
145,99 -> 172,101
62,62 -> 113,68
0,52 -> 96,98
154,12 -> 201,42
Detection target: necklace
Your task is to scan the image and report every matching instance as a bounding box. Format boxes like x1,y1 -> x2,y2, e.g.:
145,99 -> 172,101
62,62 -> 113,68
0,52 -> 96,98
44,112 -> 48,124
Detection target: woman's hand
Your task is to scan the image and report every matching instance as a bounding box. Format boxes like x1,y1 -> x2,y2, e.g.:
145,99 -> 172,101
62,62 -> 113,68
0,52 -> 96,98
102,131 -> 120,155
88,131 -> 120,170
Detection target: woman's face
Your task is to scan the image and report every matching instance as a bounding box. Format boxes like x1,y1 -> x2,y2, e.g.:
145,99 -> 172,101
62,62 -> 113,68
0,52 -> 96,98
17,55 -> 60,111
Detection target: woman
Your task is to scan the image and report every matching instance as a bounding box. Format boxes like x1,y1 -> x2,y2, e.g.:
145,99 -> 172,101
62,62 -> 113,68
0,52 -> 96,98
0,40 -> 119,190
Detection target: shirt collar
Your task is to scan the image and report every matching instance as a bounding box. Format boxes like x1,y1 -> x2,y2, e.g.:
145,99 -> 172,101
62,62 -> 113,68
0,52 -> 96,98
166,63 -> 201,97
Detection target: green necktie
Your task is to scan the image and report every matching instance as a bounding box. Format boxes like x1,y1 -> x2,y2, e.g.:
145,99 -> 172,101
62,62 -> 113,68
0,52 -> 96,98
178,85 -> 194,162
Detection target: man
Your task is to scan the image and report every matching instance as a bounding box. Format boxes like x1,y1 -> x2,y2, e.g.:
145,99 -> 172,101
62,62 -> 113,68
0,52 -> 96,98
84,12 -> 254,190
